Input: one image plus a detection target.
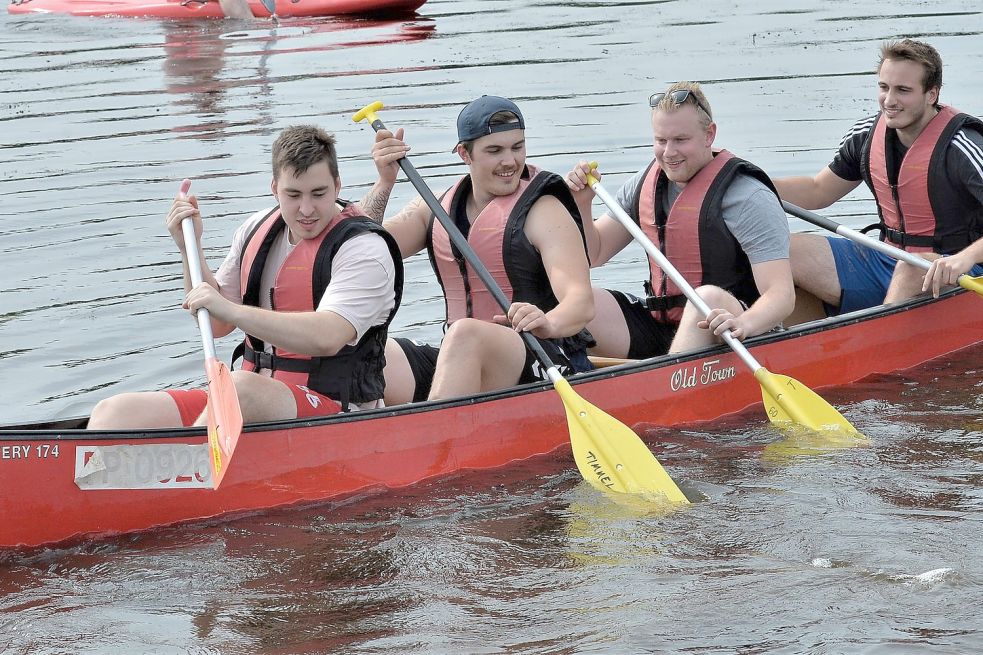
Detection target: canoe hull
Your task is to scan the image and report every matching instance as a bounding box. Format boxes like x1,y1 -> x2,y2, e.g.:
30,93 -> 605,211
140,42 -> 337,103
7,0 -> 425,18
2,290 -> 981,549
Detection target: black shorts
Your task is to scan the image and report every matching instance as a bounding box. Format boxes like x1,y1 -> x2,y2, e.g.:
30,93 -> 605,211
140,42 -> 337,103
393,337 -> 440,403
608,289 -> 677,359
393,334 -> 591,401
517,335 -> 592,385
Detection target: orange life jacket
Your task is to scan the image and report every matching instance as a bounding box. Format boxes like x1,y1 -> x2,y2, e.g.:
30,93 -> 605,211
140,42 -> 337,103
634,150 -> 772,324
427,164 -> 586,324
235,201 -> 403,409
864,105 -> 983,253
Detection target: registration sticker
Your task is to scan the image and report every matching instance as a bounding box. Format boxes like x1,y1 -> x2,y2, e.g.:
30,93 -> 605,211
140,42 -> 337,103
75,443 -> 212,490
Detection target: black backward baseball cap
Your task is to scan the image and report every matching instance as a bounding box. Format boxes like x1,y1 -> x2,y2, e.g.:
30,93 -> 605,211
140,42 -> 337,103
454,95 -> 525,150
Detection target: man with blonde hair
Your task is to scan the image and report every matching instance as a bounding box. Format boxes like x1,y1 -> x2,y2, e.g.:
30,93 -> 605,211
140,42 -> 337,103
565,82 -> 794,358
776,39 -> 983,320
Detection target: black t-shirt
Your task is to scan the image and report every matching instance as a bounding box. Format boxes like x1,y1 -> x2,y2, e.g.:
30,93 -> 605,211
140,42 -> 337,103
828,113 -> 983,209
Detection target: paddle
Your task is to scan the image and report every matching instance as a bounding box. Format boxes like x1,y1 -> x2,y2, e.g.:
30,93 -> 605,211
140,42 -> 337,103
583,165 -> 859,436
258,0 -> 278,21
782,201 -> 983,297
352,101 -> 688,502
177,179 -> 244,489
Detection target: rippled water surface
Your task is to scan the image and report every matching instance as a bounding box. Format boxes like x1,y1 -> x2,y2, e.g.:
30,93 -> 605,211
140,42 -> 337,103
2,1 -> 983,653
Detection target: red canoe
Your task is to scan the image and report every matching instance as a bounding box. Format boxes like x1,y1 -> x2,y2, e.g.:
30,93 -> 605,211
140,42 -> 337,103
2,288 -> 981,549
7,0 -> 425,18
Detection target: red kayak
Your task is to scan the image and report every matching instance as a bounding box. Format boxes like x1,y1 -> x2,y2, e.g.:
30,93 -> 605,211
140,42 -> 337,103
7,0 -> 425,18
2,288 -> 982,549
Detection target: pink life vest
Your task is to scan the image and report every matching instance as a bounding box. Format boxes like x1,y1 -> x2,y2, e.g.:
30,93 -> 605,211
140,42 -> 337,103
868,105 -> 962,253
428,164 -> 583,324
235,202 -> 402,408
636,150 -> 764,324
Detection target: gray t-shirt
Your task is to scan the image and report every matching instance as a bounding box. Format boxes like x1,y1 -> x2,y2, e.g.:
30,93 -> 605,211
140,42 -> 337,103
613,165 -> 790,264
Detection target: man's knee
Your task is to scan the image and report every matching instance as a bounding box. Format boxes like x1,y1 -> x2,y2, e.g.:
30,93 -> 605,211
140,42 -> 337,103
441,318 -> 492,351
692,285 -> 738,310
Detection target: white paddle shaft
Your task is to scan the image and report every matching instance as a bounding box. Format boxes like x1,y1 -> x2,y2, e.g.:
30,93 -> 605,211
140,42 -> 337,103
590,180 -> 763,373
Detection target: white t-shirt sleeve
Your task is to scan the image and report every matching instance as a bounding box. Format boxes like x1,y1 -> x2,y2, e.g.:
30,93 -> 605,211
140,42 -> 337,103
214,208 -> 274,303
316,232 -> 397,345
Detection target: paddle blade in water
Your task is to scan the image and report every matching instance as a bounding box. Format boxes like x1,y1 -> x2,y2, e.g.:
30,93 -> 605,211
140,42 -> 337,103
204,357 -> 243,489
553,378 -> 689,503
958,274 -> 983,297
754,368 -> 859,436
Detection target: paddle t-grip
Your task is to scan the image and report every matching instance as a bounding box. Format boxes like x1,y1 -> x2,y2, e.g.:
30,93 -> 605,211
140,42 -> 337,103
352,101 -> 385,128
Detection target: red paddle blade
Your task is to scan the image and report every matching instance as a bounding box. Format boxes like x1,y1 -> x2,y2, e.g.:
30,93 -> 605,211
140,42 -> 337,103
204,357 -> 243,489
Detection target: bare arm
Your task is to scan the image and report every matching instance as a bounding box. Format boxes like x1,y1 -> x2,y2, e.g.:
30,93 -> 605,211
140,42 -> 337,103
164,192 -> 237,338
773,167 -> 861,210
515,195 -> 595,338
923,237 -> 983,296
563,161 -> 634,266
740,258 -> 796,337
356,127 -> 408,222
184,284 -> 357,356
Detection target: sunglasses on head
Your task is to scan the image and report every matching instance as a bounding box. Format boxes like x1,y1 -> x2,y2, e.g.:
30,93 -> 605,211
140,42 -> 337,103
649,89 -> 711,118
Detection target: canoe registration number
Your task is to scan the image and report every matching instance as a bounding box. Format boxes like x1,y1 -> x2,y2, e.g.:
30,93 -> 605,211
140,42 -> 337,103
74,443 -> 212,490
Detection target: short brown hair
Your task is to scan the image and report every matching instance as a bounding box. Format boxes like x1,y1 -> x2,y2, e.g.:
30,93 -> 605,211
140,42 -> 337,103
271,125 -> 339,180
652,81 -> 713,130
879,39 -> 943,94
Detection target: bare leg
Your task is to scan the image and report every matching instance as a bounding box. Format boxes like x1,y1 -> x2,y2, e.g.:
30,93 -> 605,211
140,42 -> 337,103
668,285 -> 744,354
382,338 -> 418,406
428,319 -> 527,400
885,255 -> 938,303
785,286 -> 827,326
88,391 -> 183,429
790,233 -> 842,306
584,287 -> 631,358
190,370 -> 297,425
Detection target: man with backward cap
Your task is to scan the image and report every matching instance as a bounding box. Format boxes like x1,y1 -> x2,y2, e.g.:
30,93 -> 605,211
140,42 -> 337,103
358,95 -> 595,404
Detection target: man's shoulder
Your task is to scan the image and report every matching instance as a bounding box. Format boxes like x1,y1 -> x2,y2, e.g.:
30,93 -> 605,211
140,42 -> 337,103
948,126 -> 983,180
838,114 -> 878,148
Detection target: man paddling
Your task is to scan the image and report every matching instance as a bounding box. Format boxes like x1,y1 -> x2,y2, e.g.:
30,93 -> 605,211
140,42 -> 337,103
564,82 -> 794,359
88,125 -> 402,429
358,95 -> 595,404
775,39 -> 983,320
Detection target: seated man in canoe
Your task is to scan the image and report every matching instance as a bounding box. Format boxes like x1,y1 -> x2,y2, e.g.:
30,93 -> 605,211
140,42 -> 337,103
358,95 -> 595,405
87,125 -> 403,429
775,38 -> 983,321
564,82 -> 794,359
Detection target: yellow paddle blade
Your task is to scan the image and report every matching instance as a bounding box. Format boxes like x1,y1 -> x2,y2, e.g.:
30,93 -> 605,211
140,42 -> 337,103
754,368 -> 860,436
552,378 -> 689,504
761,423 -> 869,463
205,357 -> 244,490
958,274 -> 983,296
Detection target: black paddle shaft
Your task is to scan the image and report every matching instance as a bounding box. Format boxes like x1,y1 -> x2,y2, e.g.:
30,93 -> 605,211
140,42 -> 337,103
367,117 -> 556,371
782,200 -> 840,232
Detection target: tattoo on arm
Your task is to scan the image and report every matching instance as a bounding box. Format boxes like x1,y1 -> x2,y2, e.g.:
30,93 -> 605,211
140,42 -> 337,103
358,186 -> 392,223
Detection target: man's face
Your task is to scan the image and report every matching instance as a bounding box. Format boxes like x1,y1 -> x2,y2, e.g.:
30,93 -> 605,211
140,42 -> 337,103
272,160 -> 341,243
461,128 -> 526,198
877,57 -> 939,133
651,104 -> 716,186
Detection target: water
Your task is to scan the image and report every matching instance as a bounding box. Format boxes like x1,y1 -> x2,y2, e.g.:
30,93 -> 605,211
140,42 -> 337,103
2,0 -> 983,652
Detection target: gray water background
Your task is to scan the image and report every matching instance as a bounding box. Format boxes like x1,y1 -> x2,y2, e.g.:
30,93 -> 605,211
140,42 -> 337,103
2,1 -> 983,653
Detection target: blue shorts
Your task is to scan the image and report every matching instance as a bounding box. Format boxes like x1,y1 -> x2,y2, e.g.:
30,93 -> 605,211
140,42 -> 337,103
827,236 -> 983,315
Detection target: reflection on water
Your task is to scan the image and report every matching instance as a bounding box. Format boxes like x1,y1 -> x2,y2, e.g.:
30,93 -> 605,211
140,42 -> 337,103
3,0 -> 983,652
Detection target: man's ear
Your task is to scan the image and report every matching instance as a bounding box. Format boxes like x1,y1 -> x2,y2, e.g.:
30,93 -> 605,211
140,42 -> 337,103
456,144 -> 471,165
705,121 -> 717,147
